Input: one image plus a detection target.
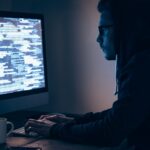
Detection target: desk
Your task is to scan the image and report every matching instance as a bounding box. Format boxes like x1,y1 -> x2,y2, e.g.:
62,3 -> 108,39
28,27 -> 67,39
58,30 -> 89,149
6,136 -> 113,150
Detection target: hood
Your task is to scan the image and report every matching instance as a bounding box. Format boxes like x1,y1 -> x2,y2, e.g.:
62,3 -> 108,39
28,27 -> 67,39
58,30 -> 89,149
113,0 -> 150,75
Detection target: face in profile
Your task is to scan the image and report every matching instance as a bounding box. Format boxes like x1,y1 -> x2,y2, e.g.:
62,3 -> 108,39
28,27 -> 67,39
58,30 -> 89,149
97,11 -> 116,60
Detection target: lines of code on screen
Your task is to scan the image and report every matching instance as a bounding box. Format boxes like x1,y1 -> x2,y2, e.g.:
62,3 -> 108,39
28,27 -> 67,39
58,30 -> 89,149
0,17 -> 45,95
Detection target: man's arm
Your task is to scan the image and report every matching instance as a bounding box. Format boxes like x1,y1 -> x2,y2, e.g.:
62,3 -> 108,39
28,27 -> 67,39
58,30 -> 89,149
73,109 -> 111,124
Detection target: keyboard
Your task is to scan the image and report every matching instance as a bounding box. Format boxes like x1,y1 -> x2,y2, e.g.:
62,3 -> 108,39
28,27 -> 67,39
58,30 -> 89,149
12,127 -> 39,138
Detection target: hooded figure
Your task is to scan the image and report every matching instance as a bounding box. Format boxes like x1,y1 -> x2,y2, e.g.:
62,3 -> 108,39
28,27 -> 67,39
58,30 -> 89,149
25,0 -> 150,149
50,0 -> 150,148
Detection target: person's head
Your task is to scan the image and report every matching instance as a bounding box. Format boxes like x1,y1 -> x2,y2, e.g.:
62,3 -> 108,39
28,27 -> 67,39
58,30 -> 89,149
97,0 -> 118,60
97,0 -> 150,69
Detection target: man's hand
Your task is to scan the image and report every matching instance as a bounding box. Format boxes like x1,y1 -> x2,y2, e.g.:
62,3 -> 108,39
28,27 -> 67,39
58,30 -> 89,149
39,113 -> 74,123
25,118 -> 56,137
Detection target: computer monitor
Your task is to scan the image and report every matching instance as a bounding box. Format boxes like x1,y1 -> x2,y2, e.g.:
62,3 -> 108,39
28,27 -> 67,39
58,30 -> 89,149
0,11 -> 49,114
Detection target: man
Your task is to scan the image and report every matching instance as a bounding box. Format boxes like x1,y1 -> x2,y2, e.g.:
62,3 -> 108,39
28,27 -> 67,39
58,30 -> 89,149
25,0 -> 150,149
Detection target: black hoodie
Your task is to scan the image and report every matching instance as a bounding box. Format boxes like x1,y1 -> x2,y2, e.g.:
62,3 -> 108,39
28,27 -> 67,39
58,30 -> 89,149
50,0 -> 150,149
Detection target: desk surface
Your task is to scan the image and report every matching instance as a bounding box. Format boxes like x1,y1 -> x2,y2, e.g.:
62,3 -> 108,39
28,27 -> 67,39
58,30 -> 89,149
6,136 -> 113,150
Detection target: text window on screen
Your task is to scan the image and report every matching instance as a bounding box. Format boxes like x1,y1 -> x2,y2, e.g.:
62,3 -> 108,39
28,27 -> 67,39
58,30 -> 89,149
0,17 -> 45,95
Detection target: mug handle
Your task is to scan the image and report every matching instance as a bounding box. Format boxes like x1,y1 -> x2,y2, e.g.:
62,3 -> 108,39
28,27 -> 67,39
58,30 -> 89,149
6,121 -> 14,136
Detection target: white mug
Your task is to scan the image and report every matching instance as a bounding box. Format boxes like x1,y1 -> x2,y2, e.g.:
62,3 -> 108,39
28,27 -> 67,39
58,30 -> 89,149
0,118 -> 14,144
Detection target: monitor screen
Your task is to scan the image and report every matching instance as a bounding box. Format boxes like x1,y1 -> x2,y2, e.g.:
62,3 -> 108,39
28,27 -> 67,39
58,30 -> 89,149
0,11 -> 48,100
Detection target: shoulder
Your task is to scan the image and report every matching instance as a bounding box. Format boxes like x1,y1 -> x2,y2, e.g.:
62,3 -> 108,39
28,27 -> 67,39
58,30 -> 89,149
131,50 -> 150,76
118,50 -> 150,97
120,50 -> 150,78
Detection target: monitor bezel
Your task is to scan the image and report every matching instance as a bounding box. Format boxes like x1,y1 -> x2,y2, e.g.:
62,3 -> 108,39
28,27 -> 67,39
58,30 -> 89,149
0,11 -> 48,100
